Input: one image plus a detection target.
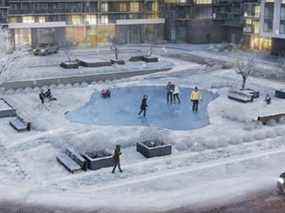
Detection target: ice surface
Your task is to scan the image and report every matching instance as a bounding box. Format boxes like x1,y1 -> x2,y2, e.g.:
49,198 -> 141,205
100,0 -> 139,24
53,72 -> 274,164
66,86 -> 217,130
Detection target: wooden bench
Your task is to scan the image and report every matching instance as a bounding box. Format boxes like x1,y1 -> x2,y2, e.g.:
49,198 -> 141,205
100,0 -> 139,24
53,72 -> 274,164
65,147 -> 87,170
257,113 -> 285,125
56,148 -> 87,173
56,153 -> 82,174
9,116 -> 31,132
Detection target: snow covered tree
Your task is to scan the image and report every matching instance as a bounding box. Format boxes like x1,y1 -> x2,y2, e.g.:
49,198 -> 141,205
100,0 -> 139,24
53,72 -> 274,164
146,45 -> 153,57
62,40 -> 74,62
235,57 -> 256,90
109,36 -> 119,60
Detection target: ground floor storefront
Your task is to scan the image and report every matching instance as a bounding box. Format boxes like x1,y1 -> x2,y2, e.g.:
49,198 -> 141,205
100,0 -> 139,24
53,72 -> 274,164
8,19 -> 165,49
243,34 -> 272,52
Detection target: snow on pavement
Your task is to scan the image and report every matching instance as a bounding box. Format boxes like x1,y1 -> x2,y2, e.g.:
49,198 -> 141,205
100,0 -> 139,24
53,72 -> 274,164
0,46 -> 284,212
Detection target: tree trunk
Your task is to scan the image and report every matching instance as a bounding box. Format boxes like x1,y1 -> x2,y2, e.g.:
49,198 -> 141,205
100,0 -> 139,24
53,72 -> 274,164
241,76 -> 247,90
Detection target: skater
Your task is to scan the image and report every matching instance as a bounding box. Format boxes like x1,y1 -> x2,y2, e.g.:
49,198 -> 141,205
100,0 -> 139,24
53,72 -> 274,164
138,95 -> 148,117
190,86 -> 202,112
101,88 -> 111,98
112,145 -> 123,173
173,84 -> 181,104
39,90 -> 45,104
166,82 -> 175,104
265,94 -> 271,105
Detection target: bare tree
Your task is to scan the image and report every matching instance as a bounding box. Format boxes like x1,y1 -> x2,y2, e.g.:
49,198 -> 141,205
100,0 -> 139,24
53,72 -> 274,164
109,36 -> 119,60
146,45 -> 153,57
235,57 -> 256,90
62,40 -> 74,62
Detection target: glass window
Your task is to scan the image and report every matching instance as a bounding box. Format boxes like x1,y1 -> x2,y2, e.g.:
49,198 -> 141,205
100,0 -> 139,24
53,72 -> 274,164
22,16 -> 34,24
85,15 -> 97,25
101,3 -> 108,12
130,2 -> 140,12
101,15 -> 109,24
38,16 -> 46,23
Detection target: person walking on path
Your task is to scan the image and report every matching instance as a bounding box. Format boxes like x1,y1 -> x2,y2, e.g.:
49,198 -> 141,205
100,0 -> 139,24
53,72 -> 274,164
173,84 -> 181,104
138,95 -> 148,117
166,82 -> 175,104
191,87 -> 202,112
265,94 -> 271,105
112,145 -> 123,173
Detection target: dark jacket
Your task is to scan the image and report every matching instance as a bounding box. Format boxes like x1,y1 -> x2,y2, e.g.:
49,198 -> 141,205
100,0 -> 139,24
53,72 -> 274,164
39,92 -> 44,100
167,83 -> 175,93
140,97 -> 148,110
113,149 -> 121,162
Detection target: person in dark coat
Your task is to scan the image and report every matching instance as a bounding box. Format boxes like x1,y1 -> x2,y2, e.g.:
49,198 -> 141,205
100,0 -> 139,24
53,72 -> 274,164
138,95 -> 148,117
166,82 -> 175,104
265,94 -> 271,105
112,145 -> 123,173
39,90 -> 45,104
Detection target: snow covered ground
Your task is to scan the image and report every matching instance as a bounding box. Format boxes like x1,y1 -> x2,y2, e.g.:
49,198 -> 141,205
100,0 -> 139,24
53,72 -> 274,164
0,45 -> 284,212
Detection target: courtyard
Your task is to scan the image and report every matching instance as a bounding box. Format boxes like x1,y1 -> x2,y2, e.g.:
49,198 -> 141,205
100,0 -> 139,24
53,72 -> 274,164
0,44 -> 284,213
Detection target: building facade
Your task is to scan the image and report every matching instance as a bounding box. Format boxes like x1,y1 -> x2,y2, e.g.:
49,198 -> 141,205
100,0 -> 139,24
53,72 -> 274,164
212,0 -> 244,44
0,0 -> 8,25
260,0 -> 285,54
243,0 -> 272,51
7,0 -> 165,48
162,0 -> 224,43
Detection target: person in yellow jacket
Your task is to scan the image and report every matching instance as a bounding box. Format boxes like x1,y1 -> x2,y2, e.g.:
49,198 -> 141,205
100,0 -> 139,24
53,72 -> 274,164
190,86 -> 202,112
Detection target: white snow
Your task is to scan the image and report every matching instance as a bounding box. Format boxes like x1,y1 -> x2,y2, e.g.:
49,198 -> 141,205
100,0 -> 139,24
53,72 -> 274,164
0,44 -> 284,212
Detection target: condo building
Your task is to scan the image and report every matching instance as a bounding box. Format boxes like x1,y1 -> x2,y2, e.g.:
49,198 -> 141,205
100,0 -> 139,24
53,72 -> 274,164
0,0 -> 8,25
7,0 -> 164,48
260,0 -> 285,54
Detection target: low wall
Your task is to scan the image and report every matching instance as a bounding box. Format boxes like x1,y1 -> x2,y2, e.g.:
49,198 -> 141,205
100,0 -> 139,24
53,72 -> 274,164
0,67 -> 171,90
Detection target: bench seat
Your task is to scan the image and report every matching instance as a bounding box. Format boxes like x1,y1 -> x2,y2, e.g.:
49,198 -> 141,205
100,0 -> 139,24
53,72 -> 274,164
9,117 -> 31,132
56,153 -> 82,174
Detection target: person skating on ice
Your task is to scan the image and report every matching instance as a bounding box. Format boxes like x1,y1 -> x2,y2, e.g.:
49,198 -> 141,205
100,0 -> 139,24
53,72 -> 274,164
166,82 -> 174,104
190,86 -> 202,112
138,95 -> 148,117
173,84 -> 181,104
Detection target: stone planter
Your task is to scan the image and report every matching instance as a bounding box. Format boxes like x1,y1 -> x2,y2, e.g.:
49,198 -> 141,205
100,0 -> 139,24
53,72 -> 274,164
76,58 -> 112,68
60,61 -> 79,69
82,150 -> 113,170
129,56 -> 159,63
142,56 -> 159,63
137,140 -> 172,158
275,90 -> 285,99
110,59 -> 125,65
129,55 -> 145,62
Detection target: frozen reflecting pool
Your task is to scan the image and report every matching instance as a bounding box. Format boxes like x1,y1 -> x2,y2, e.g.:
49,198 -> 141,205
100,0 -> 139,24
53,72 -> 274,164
66,86 -> 217,130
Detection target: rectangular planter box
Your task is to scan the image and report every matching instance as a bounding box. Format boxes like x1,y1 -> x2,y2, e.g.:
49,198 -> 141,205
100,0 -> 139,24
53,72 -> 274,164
60,61 -> 79,69
0,98 -> 17,118
110,59 -> 125,65
142,57 -> 159,63
76,58 -> 112,68
136,141 -> 172,158
82,151 -> 113,170
129,56 -> 159,63
275,90 -> 285,99
129,55 -> 145,62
